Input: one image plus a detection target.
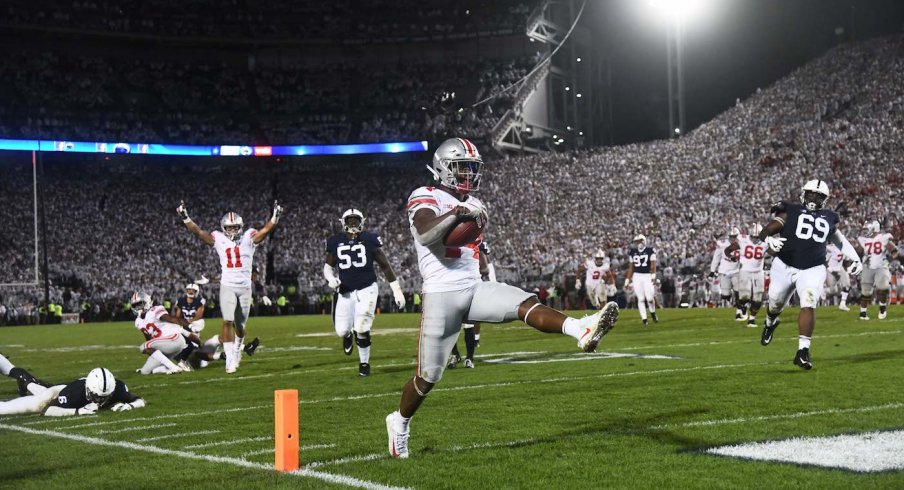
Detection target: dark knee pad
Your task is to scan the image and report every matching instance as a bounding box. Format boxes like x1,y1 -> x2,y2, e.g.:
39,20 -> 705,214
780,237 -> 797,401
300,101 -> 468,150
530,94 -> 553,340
355,331 -> 371,348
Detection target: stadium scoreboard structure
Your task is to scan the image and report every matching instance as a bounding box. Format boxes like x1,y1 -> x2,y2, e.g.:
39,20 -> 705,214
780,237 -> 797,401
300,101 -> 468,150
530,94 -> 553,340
0,138 -> 429,157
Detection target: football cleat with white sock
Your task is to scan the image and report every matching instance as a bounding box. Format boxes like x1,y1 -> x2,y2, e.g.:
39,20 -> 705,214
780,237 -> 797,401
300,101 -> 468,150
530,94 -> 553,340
386,411 -> 410,459
577,302 -> 619,353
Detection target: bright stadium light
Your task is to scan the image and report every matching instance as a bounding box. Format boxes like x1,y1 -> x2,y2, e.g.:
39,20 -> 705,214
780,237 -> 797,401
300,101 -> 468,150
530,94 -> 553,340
647,0 -> 711,23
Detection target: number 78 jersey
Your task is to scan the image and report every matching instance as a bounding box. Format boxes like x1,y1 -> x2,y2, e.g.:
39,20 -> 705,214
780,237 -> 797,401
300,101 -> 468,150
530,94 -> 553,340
213,229 -> 259,288
858,233 -> 894,270
773,201 -> 839,270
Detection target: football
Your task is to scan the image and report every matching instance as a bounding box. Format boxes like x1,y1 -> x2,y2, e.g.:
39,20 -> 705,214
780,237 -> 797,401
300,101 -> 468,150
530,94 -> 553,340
444,216 -> 486,247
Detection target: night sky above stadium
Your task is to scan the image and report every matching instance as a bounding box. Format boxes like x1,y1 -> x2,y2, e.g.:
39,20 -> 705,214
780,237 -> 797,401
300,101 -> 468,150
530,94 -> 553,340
592,0 -> 904,144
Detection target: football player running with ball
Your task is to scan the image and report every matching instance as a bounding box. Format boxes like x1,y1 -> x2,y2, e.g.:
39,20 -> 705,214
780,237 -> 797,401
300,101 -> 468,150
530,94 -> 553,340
324,208 -> 406,377
758,180 -> 862,369
177,200 -> 283,373
385,138 -> 619,459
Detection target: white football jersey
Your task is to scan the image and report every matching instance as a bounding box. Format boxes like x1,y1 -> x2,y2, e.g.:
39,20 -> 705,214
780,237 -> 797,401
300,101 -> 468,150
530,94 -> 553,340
858,233 -> 894,270
407,186 -> 483,293
584,258 -> 611,288
213,229 -> 259,288
826,243 -> 845,272
711,239 -> 740,275
134,305 -> 187,340
737,235 -> 765,272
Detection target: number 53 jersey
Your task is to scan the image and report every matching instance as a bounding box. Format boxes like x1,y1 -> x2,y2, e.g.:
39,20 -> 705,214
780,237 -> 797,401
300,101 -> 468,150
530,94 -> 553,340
326,231 -> 382,293
773,201 -> 839,269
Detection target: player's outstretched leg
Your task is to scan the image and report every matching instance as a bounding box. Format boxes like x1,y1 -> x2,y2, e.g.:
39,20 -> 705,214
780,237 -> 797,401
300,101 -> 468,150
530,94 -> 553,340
761,305 -> 782,346
518,298 -> 618,353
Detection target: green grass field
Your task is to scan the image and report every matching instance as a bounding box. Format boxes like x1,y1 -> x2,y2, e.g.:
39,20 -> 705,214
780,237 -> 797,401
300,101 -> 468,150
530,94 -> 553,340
1,306 -> 902,489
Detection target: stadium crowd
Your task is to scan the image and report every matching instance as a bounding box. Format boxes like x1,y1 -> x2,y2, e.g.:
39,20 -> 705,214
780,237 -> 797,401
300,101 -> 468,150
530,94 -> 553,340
1,35 -> 903,324
1,0 -> 534,42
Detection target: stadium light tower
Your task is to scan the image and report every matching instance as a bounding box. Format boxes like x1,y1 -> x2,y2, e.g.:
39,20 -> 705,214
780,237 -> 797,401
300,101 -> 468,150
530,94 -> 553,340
647,0 -> 711,138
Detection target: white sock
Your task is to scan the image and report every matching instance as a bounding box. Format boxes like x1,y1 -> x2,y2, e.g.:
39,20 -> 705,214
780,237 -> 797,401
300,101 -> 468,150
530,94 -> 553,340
860,306 -> 868,313
840,292 -> 848,304
474,333 -> 480,342
648,302 -> 656,313
638,301 -> 648,320
223,342 -> 235,366
561,317 -> 584,339
799,335 -> 811,350
235,336 -> 244,355
152,365 -> 170,374
199,360 -> 210,368
212,351 -> 223,360
151,350 -> 179,370
394,411 -> 411,432
0,353 -> 13,376
359,346 -> 370,364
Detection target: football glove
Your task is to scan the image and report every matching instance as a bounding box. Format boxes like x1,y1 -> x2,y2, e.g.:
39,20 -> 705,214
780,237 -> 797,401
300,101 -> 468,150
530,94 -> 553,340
389,280 -> 406,309
189,319 -> 205,334
764,236 -> 787,253
111,402 -> 133,412
574,279 -> 582,291
846,260 -> 863,276
270,200 -> 284,224
623,279 -> 633,291
327,277 -> 341,290
78,402 -> 99,415
456,201 -> 485,220
176,200 -> 192,223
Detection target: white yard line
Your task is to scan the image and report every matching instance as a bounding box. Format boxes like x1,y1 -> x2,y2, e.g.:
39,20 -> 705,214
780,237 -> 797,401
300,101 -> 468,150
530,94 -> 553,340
97,423 -> 177,434
242,443 -> 336,458
0,423 -> 406,490
136,429 -> 220,443
184,436 -> 272,449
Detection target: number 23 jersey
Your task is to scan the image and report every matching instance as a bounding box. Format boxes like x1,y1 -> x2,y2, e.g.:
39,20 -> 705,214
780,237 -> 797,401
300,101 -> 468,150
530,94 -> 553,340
773,201 -> 839,270
326,232 -> 382,293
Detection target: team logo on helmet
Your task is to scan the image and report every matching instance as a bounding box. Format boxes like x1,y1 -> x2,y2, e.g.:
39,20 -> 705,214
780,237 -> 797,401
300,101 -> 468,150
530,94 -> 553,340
340,209 -> 366,234
800,179 -> 830,211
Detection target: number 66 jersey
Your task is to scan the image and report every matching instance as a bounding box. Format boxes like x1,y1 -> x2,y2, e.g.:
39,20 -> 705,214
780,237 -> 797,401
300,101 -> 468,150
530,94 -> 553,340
772,201 -> 839,269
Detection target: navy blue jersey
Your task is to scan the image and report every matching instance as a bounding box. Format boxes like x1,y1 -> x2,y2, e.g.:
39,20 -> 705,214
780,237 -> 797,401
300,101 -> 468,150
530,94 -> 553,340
176,295 -> 206,321
629,247 -> 656,273
326,231 -> 382,293
50,379 -> 138,410
773,201 -> 839,269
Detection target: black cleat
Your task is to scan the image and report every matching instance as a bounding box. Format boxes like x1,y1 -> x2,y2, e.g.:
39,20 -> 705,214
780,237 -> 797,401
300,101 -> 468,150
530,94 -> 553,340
761,318 -> 780,346
243,337 -> 260,356
651,312 -> 659,323
343,333 -> 354,356
11,368 -> 49,397
746,318 -> 757,328
358,362 -> 371,377
642,319 -> 649,325
793,348 -> 812,370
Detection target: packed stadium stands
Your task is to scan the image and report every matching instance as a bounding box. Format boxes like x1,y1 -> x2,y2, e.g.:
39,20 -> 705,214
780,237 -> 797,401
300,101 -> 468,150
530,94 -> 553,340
1,34 -> 903,324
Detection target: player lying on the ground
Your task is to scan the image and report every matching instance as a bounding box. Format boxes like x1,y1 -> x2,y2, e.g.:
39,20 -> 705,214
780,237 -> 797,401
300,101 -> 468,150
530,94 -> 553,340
0,367 -> 144,416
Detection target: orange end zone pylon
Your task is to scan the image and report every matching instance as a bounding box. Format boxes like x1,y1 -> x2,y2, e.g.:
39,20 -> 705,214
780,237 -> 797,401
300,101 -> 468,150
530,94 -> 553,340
274,389 -> 299,472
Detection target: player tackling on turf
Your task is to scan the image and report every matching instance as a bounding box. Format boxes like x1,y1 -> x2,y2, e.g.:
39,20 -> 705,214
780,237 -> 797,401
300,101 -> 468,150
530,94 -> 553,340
385,137 -> 619,458
758,180 -> 862,369
177,200 -> 283,373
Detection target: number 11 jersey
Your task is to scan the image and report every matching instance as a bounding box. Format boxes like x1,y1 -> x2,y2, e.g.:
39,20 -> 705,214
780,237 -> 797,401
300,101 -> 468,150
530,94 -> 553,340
213,229 -> 259,289
326,231 -> 382,293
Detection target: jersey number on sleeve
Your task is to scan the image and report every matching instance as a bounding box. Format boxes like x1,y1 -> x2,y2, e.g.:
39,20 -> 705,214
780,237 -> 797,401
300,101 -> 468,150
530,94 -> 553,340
794,214 -> 830,243
337,244 -> 367,269
225,246 -> 243,268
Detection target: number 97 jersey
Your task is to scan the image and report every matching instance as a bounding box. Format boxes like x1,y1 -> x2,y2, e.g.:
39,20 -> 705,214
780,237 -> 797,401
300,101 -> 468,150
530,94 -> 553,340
326,232 -> 382,293
773,201 -> 839,270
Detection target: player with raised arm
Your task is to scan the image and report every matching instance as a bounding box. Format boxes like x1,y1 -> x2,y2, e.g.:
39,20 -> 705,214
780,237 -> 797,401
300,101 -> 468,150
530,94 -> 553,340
0,367 -> 145,416
723,224 -> 767,327
624,235 -> 658,325
324,208 -> 406,377
177,200 -> 283,373
825,242 -> 852,310
385,138 -> 619,458
855,220 -> 899,320
758,180 -> 862,369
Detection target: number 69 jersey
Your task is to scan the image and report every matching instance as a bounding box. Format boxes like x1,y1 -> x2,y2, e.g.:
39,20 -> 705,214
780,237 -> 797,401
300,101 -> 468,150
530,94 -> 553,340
772,201 -> 839,269
326,231 -> 382,293
213,229 -> 259,289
